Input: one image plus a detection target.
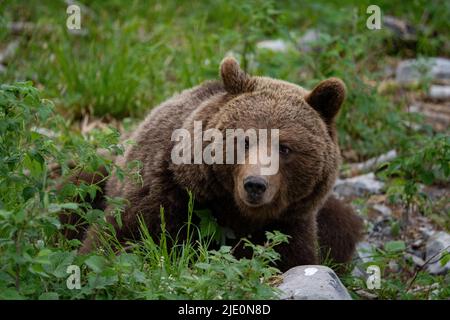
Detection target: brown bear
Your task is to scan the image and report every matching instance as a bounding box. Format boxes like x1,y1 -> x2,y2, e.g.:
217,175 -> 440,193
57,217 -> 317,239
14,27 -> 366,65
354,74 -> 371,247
77,57 -> 363,271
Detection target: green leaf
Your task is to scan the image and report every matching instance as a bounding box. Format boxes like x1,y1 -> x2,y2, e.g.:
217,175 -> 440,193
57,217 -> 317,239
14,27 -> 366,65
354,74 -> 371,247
0,288 -> 25,300
14,210 -> 26,224
85,255 -> 107,273
35,248 -> 52,264
60,203 -> 79,210
46,251 -> 76,278
38,292 -> 59,300
87,269 -> 118,289
48,203 -> 78,213
85,209 -> 104,223
29,264 -> 50,277
22,186 -> 36,201
419,170 -> 435,185
439,252 -> 450,267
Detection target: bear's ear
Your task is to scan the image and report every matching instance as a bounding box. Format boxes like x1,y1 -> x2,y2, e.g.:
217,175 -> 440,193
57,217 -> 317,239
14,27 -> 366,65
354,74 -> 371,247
220,57 -> 251,94
305,78 -> 346,122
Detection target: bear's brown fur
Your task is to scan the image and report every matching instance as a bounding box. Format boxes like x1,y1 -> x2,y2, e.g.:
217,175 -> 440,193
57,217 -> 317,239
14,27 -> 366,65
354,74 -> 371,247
78,57 -> 363,271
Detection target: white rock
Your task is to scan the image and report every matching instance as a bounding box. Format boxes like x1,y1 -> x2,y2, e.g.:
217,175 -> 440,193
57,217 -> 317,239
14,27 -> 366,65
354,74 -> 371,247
429,85 -> 450,100
408,104 -> 421,113
32,127 -> 57,138
0,40 -> 19,64
412,239 -> 424,248
382,15 -> 416,41
396,58 -> 450,84
256,39 -> 289,52
277,265 -> 352,300
334,172 -> 385,197
382,226 -> 392,237
298,29 -> 322,52
426,231 -> 450,275
372,204 -> 392,217
351,242 -> 377,281
351,266 -> 366,278
349,150 -> 397,173
388,260 -> 400,272
405,253 -> 425,267
419,226 -> 435,238
8,22 -> 36,34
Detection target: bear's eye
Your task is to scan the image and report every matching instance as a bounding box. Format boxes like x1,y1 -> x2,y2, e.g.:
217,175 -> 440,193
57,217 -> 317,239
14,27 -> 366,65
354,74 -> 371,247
244,137 -> 250,150
279,144 -> 291,156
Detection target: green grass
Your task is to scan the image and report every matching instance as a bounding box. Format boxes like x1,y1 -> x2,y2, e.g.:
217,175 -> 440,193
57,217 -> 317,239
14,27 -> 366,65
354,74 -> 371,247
1,0 -> 449,156
0,82 -> 287,299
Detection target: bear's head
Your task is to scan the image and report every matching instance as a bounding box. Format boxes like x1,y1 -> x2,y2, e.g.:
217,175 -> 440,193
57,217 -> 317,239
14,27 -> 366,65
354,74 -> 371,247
172,57 -> 346,222
208,57 -> 346,221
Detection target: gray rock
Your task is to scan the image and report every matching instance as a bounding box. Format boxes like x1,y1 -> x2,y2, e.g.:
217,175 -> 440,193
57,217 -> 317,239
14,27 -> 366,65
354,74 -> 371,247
426,231 -> 450,275
388,260 -> 400,272
7,22 -> 38,35
382,226 -> 392,237
382,15 -> 416,41
351,266 -> 366,278
383,65 -> 396,78
256,39 -> 289,52
408,104 -> 421,113
334,172 -> 384,197
355,241 -> 375,264
372,204 -> 392,217
396,58 -> 450,84
419,226 -> 435,239
352,242 -> 378,280
429,85 -> 450,100
31,127 -> 57,138
412,239 -> 424,249
405,253 -> 425,267
0,40 -> 19,65
277,265 -> 352,300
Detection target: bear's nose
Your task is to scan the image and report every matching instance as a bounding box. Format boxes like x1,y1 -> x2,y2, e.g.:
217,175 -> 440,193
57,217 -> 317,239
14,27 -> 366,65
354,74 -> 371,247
243,176 -> 267,197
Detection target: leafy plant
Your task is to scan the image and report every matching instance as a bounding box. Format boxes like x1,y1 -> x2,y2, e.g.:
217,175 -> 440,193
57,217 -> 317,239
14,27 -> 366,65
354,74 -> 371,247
0,82 -> 124,298
379,134 -> 450,226
343,240 -> 449,300
0,82 -> 288,299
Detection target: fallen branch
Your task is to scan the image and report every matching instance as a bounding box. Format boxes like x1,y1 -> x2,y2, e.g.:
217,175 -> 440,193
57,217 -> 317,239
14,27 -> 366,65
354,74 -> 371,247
343,150 -> 397,177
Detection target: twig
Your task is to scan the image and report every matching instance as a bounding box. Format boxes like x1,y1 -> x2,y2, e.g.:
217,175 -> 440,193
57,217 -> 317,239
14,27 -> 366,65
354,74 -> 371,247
406,245 -> 450,292
230,238 -> 244,254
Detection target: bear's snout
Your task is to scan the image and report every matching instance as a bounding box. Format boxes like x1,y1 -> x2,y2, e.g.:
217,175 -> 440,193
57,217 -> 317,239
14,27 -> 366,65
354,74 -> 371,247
243,176 -> 268,201
237,171 -> 279,208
